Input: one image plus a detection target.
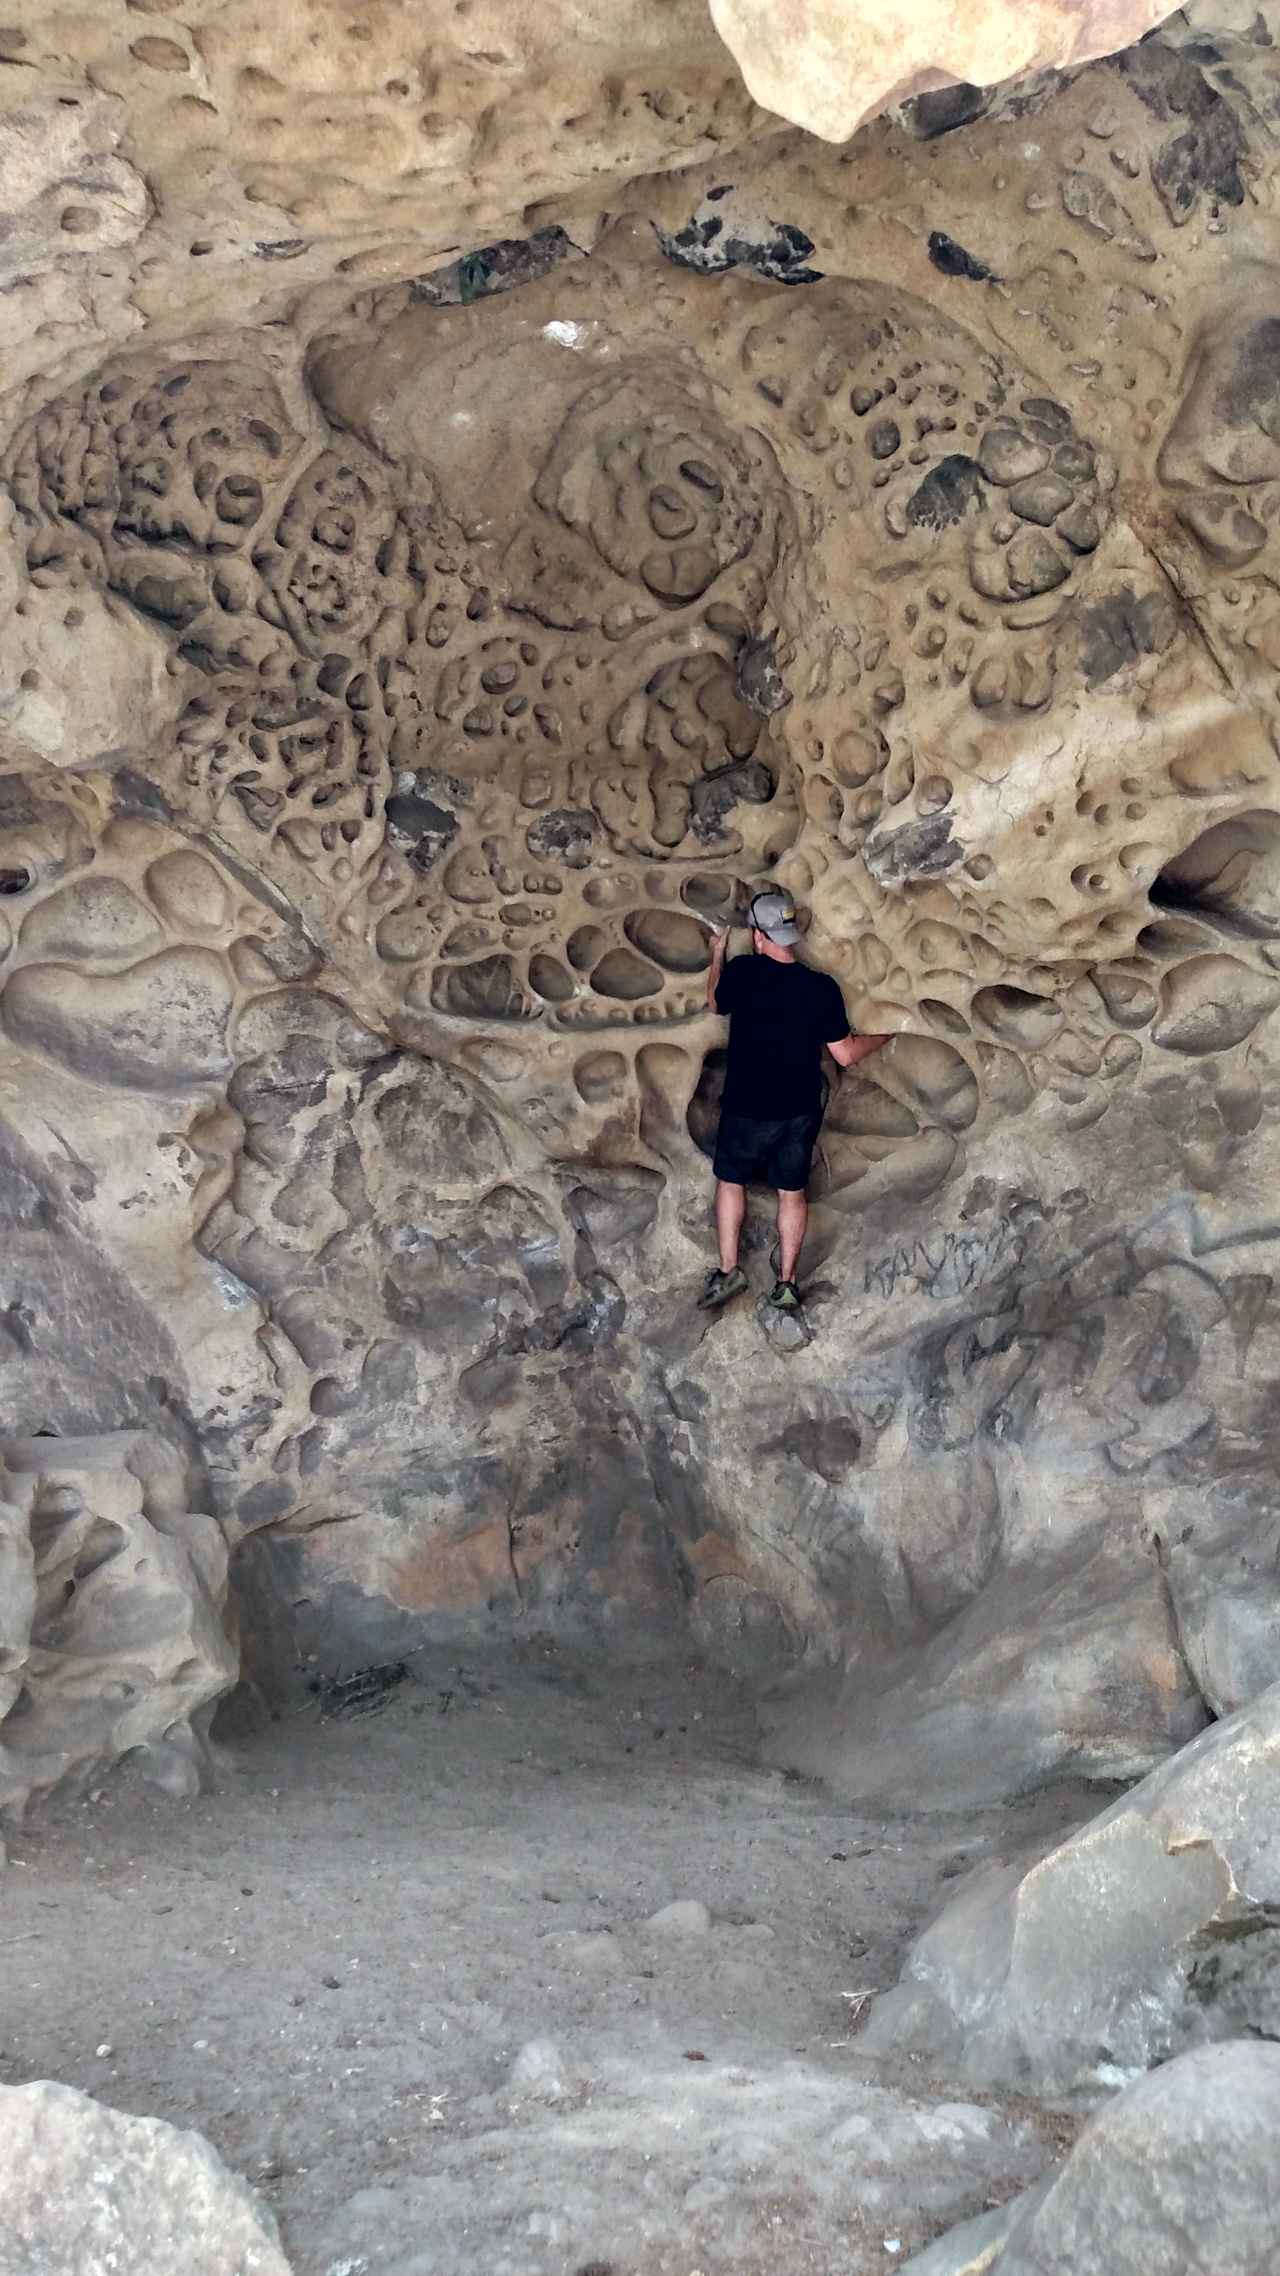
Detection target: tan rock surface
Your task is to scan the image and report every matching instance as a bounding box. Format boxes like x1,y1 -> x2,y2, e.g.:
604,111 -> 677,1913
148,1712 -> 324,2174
5,10 -> 1280,1806
0,0 -> 1188,415
709,0 -> 1180,143
0,0 -> 769,409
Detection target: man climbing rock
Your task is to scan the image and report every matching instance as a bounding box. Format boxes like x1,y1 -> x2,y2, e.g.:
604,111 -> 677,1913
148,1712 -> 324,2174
698,890 -> 891,1314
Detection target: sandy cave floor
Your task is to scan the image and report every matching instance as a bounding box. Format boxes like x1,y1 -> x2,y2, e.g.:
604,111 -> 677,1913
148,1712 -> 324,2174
0,1649 -> 1089,2276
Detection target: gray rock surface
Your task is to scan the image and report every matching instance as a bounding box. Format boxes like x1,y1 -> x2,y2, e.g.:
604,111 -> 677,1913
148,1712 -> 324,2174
863,1682 -> 1280,2096
763,1537 -> 1208,1809
904,2199 -> 1036,2276
911,2042 -> 1280,2276
0,2079 -> 292,2276
0,1432 -> 236,1819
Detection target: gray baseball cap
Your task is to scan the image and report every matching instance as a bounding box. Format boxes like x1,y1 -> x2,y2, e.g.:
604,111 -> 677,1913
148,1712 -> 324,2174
749,888 -> 802,945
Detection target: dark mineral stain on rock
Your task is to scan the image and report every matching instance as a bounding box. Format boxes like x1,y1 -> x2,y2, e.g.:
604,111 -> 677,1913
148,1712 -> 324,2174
110,769 -> 174,822
901,82 -> 990,139
385,776 -> 460,871
758,1413 -> 863,1482
385,791 -> 455,839
1078,586 -> 1181,685
691,759 -> 775,840
655,193 -> 822,286
864,812 -> 964,884
525,808 -> 597,867
907,454 -> 985,530
411,226 -> 582,305
735,633 -> 792,716
1217,314 -> 1280,431
1118,41 -> 1246,221
928,230 -> 997,283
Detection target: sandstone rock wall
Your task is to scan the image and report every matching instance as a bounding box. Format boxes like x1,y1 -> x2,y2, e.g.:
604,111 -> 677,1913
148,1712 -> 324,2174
0,0 -> 770,410
0,0 -> 1176,415
4,9 -> 1280,1803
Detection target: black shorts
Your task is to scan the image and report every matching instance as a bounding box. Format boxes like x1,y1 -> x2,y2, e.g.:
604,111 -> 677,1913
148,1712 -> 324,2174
713,1108 -> 823,1192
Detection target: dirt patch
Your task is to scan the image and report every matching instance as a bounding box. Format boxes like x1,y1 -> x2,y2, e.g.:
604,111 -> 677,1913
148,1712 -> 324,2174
0,1647 -> 1088,2275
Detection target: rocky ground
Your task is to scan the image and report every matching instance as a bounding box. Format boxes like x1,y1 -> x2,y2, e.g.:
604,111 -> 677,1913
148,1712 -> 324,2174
0,1649 -> 1089,2276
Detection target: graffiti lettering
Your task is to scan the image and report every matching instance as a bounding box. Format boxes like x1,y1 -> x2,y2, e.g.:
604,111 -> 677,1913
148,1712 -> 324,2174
864,1220 -> 1025,1302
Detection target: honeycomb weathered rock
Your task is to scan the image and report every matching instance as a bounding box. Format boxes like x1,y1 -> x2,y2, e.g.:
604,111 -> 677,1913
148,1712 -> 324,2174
4,6 -> 1280,1808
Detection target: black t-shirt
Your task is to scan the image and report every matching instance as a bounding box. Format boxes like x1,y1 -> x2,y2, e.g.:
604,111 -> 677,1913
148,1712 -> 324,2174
715,954 -> 851,1120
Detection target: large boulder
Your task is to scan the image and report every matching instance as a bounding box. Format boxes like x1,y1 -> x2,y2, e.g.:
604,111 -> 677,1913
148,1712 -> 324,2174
862,1681 -> 1280,2096
708,0 -> 1179,142
907,2042 -> 1280,2276
0,2080 -> 292,2276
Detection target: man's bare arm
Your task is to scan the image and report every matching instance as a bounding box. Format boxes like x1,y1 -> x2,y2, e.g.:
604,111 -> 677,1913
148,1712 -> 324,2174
828,1030 -> 891,1070
704,923 -> 729,1013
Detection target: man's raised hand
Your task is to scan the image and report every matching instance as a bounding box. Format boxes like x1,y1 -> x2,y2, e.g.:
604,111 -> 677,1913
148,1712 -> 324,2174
702,912 -> 731,1011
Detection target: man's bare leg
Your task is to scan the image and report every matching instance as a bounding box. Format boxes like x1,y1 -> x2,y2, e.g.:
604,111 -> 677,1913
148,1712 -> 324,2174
777,1188 -> 808,1285
715,1179 -> 746,1272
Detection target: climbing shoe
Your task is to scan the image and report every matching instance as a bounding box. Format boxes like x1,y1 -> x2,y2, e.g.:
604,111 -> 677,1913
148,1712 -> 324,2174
698,1265 -> 749,1310
768,1278 -> 803,1312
